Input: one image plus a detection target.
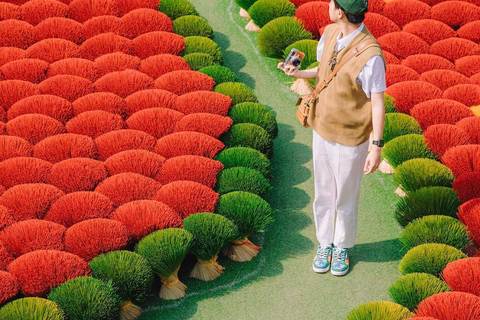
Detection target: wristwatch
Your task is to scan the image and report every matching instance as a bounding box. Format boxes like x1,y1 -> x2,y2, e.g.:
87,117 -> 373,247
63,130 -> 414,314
372,140 -> 384,147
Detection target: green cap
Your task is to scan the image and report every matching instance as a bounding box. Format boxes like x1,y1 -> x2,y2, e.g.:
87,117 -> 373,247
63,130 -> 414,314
336,0 -> 368,14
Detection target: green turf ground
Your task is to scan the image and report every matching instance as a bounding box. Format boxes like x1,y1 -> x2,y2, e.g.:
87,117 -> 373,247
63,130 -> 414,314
138,1 -> 405,319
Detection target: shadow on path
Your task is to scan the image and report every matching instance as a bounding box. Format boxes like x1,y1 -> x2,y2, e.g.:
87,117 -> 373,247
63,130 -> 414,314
214,32 -> 256,89
349,238 -> 405,272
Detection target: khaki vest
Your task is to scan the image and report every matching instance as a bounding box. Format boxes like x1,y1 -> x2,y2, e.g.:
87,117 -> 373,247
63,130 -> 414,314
307,23 -> 386,146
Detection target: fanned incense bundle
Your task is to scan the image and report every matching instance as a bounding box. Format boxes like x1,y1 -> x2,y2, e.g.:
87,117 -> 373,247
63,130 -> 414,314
80,33 -> 134,61
66,110 -> 126,138
112,200 -> 182,241
34,133 -> 98,163
346,301 -> 413,320
82,16 -> 121,38
0,298 -> 65,320
410,99 -> 473,131
90,251 -> 154,320
0,80 -> 40,111
139,54 -> 191,79
423,124 -> 471,158
415,291 -> 480,319
38,75 -> 94,102
443,257 -> 480,296
7,250 -> 90,297
154,180 -> 219,219
126,108 -> 184,139
35,18 -> 85,44
0,136 -> 33,162
64,219 -> 131,261
6,114 -> 66,145
0,157 -> 52,189
0,271 -> 19,305
120,9 -> 173,39
104,150 -> 165,180
0,220 -> 65,257
389,272 -> 450,312
0,183 -> 64,221
94,53 -> 141,78
44,191 -> 114,227
20,0 -> 70,26
136,228 -> 193,300
216,191 -> 273,261
183,213 -> 239,281
27,39 -> 80,64
0,59 -> 49,83
48,158 -> 108,193
48,277 -> 121,320
94,70 -> 155,99
94,129 -> 156,161
48,57 -> 99,82
9,95 -> 73,124
72,92 -> 127,119
95,173 -> 161,207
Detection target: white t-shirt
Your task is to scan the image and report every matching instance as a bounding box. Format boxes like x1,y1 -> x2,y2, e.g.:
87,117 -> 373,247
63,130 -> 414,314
316,23 -> 386,98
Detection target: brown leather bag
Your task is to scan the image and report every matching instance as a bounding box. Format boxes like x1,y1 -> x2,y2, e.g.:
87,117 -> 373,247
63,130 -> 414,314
295,39 -> 380,128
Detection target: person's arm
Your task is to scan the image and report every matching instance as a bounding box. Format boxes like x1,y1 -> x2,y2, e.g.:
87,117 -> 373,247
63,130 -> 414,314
362,55 -> 387,175
364,92 -> 385,174
277,64 -> 317,79
370,92 -> 385,143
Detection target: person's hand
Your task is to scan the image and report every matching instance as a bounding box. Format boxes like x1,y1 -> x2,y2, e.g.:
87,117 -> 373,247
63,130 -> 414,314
364,146 -> 382,175
277,62 -> 301,78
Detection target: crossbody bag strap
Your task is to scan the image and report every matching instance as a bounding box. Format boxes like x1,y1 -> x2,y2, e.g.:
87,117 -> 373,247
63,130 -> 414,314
307,39 -> 380,102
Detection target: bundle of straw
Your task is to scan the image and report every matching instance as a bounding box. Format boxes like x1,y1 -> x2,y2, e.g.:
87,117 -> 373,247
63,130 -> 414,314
136,228 -> 193,300
183,212 -> 239,281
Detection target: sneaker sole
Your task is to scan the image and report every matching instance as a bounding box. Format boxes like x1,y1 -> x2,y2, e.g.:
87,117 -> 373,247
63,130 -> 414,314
331,268 -> 349,276
312,265 -> 330,273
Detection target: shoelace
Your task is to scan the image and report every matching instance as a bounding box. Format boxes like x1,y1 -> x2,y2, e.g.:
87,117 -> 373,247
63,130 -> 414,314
333,248 -> 347,262
316,246 -> 331,259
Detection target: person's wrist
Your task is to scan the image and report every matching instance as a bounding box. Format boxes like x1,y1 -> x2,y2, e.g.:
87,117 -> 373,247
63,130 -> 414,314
292,70 -> 303,79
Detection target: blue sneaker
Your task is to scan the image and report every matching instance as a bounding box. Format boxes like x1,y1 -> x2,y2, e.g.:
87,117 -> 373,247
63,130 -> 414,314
312,244 -> 332,273
331,246 -> 350,276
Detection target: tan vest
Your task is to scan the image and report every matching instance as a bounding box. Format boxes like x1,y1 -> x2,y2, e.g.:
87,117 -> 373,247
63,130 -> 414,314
307,23 -> 386,146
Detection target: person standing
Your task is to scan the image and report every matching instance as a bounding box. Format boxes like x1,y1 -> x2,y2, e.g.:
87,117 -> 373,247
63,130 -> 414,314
278,0 -> 386,276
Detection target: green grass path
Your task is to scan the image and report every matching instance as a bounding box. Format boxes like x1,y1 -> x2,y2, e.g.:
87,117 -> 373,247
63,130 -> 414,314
139,1 -> 404,319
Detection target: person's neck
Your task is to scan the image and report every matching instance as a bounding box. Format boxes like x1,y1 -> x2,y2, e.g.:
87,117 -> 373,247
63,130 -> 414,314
337,21 -> 361,39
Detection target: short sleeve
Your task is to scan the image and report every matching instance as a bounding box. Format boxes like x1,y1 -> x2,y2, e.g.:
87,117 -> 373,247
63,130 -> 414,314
356,55 -> 386,98
316,33 -> 326,63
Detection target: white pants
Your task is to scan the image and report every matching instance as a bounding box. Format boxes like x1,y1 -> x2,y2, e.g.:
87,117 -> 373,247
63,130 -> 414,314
312,130 -> 369,248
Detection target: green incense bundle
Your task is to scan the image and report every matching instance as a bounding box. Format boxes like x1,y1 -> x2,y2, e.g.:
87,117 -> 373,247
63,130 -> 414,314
136,228 -> 193,300
389,273 -> 450,311
47,277 -> 121,320
89,251 -> 154,320
215,191 -> 273,261
347,301 -> 413,320
0,298 -> 65,320
183,213 -> 239,281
